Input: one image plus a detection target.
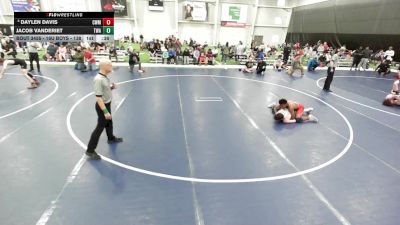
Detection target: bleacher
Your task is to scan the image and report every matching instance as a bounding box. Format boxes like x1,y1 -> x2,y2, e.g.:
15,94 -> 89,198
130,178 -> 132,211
337,58 -> 353,67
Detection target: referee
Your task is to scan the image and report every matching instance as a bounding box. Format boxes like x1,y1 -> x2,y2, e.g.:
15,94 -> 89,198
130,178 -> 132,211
28,42 -> 40,72
86,59 -> 123,160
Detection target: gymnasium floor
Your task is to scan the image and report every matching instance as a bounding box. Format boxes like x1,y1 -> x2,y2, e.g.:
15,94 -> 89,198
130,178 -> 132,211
0,64 -> 399,225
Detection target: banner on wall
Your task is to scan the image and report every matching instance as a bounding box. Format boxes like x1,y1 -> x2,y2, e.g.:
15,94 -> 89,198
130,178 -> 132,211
0,24 -> 13,36
149,0 -> 164,11
101,0 -> 127,16
220,3 -> 247,27
10,0 -> 41,12
183,2 -> 207,21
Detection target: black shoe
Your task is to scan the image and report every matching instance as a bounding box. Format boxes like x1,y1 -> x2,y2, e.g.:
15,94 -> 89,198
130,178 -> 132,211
85,151 -> 101,160
29,69 -> 34,72
324,89 -> 333,92
108,137 -> 123,144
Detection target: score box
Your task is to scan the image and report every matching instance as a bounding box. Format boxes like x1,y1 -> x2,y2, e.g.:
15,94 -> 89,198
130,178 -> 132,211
102,18 -> 114,26
102,26 -> 114,34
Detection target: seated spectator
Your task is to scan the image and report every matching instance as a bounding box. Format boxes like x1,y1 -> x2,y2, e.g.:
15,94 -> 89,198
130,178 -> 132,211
274,55 -> 283,71
375,60 -> 391,76
240,56 -> 255,73
307,57 -> 318,71
96,43 -> 106,53
45,42 -> 58,61
318,53 -> 327,66
148,44 -> 156,57
256,59 -> 267,75
57,44 -> 67,61
206,49 -> 214,65
374,49 -> 385,63
161,46 -> 169,64
198,51 -> 207,65
83,47 -> 96,71
168,48 -> 177,64
73,46 -> 85,71
384,46 -> 395,62
193,48 -> 200,65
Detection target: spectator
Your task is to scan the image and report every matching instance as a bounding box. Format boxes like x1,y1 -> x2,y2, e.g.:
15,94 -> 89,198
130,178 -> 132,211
288,51 -> 304,76
384,46 -> 395,62
317,43 -> 324,56
168,48 -> 177,64
274,55 -> 283,71
257,49 -> 266,61
206,48 -> 214,65
73,46 -> 85,71
128,49 -> 144,73
240,56 -> 255,73
84,47 -> 96,71
235,41 -> 245,61
283,43 -> 291,64
375,60 -> 391,76
3,37 -> 17,59
192,48 -> 200,65
182,48 -> 191,65
161,46 -> 169,64
57,44 -> 67,61
198,51 -> 207,65
350,47 -> 363,71
374,49 -> 385,63
340,44 -> 346,58
222,42 -> 230,64
256,59 -> 267,75
109,45 -> 118,61
140,34 -> 144,44
307,57 -> 318,71
46,43 -> 58,61
358,46 -> 372,71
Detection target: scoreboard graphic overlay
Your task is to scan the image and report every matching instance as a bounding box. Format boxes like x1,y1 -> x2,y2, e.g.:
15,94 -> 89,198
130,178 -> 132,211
14,12 -> 114,42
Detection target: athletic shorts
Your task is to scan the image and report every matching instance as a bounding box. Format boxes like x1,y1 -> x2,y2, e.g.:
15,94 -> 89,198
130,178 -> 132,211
19,61 -> 27,69
296,103 -> 304,118
13,60 -> 28,69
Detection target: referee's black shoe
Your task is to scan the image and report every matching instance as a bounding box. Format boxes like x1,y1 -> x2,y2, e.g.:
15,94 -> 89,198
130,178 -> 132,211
85,151 -> 101,160
108,137 -> 123,144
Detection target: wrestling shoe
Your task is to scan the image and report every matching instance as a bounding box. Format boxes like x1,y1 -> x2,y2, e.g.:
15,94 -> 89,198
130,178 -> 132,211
34,79 -> 40,86
309,115 -> 319,123
28,82 -> 38,89
267,103 -> 276,108
304,107 -> 314,115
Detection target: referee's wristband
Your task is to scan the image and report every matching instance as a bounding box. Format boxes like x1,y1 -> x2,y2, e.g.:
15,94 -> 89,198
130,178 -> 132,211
102,108 -> 109,114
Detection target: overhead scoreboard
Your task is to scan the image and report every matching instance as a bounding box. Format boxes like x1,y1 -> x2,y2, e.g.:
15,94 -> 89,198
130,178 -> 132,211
14,12 -> 114,42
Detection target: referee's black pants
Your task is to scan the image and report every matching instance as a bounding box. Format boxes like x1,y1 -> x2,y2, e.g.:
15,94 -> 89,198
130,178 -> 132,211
87,102 -> 114,153
29,52 -> 40,71
323,67 -> 335,91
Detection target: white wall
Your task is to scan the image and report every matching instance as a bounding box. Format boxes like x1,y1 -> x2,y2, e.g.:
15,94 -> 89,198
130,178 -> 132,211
135,0 -> 176,40
179,23 -> 213,44
0,0 -> 293,46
